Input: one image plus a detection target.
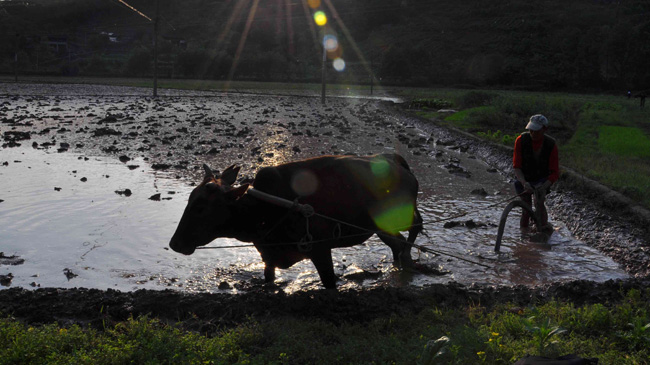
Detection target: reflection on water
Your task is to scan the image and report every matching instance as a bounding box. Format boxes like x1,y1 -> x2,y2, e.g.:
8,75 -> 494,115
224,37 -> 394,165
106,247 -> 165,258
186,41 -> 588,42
1,144 -> 628,293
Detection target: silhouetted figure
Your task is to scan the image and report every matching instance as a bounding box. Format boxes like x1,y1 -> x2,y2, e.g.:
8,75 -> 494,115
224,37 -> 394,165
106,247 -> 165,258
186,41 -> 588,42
635,92 -> 646,108
627,90 -> 632,99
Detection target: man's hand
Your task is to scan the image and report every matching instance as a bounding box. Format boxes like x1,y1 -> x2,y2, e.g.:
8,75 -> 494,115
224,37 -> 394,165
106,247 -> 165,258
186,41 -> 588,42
523,182 -> 534,193
539,180 -> 552,191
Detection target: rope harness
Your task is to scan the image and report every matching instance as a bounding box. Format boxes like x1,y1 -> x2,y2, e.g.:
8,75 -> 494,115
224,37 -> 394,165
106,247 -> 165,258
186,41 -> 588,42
196,187 -> 528,268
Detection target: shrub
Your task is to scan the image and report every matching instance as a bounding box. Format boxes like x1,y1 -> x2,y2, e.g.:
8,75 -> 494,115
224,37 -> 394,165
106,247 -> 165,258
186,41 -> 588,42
83,55 -> 110,75
123,48 -> 152,77
457,91 -> 498,108
410,98 -> 454,110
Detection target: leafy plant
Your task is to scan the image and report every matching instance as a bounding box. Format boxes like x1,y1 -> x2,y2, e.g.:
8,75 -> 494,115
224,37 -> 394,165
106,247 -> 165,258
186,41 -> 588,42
419,336 -> 451,364
476,129 -> 518,146
617,317 -> 650,351
524,316 -> 567,356
482,331 -> 508,363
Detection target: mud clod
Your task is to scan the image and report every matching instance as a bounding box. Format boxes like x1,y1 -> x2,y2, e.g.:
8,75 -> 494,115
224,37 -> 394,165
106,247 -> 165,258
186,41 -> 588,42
63,268 -> 78,280
115,189 -> 133,197
0,253 -> 25,266
1,274 -> 14,286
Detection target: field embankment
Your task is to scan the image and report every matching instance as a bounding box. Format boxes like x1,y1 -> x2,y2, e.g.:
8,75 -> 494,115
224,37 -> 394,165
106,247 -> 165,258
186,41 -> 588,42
1,279 -> 650,364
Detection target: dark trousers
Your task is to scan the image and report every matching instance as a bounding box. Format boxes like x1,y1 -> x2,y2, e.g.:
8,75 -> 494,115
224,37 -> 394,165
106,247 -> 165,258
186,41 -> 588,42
514,179 -> 549,228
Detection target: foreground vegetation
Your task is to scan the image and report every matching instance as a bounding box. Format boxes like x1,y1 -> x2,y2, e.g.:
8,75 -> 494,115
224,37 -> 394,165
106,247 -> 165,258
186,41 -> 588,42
1,289 -> 648,364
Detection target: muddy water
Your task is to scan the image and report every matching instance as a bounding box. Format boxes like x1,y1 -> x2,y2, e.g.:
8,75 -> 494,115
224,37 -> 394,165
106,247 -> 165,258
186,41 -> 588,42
0,86 -> 628,293
1,146 -> 627,293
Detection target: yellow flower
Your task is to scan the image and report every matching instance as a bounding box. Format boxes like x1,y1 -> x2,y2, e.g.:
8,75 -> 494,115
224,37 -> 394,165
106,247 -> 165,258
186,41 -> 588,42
491,332 -> 500,337
477,351 -> 486,356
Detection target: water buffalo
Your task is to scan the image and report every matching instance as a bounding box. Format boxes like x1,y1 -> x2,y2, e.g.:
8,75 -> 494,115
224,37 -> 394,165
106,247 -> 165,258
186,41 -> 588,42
169,153 -> 423,289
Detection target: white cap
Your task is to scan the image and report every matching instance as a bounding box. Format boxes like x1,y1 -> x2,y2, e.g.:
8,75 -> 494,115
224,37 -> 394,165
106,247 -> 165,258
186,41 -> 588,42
526,114 -> 549,131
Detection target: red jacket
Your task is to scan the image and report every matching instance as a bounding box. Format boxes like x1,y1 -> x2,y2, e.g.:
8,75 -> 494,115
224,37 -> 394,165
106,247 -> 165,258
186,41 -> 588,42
513,134 -> 559,183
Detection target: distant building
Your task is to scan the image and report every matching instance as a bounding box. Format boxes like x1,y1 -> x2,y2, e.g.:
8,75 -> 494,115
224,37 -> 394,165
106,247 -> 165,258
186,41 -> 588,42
101,32 -> 119,43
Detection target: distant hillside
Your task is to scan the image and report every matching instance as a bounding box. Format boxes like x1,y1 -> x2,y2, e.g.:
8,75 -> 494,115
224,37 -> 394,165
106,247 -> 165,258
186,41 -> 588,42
1,0 -> 648,91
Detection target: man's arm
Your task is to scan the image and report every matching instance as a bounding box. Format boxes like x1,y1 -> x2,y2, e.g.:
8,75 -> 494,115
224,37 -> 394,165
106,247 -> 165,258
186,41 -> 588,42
547,144 -> 559,183
513,136 -> 533,192
514,168 -> 533,192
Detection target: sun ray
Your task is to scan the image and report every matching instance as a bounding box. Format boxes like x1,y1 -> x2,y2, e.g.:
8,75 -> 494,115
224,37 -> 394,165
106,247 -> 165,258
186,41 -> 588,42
322,0 -> 374,79
300,0 -> 321,56
285,0 -> 295,56
186,1 -> 247,83
217,1 -> 249,48
275,0 -> 284,40
226,0 -> 260,90
206,0 -> 249,82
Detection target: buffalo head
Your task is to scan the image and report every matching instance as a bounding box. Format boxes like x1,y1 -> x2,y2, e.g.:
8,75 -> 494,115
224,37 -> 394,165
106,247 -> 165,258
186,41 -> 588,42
169,164 -> 249,255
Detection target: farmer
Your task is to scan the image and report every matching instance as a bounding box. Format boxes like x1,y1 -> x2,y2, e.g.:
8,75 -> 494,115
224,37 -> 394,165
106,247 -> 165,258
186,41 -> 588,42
636,92 -> 646,108
512,114 -> 559,231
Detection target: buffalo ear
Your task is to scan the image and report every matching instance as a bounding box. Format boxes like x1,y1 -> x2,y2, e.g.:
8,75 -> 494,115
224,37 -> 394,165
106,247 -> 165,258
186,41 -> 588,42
221,164 -> 241,185
225,183 -> 249,200
203,164 -> 216,179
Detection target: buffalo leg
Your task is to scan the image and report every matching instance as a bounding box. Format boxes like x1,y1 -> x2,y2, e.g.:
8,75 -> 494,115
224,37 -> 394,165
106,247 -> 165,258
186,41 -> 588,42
407,208 -> 423,244
310,249 -> 337,289
377,232 -> 413,268
263,262 -> 276,284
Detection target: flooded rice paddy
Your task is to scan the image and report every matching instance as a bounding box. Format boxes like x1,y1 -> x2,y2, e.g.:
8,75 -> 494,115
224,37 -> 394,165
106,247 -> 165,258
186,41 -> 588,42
0,85 -> 628,293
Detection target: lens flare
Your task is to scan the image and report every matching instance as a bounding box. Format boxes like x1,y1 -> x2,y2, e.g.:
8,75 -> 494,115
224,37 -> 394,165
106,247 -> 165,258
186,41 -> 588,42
372,201 -> 415,235
307,0 -> 321,9
314,11 -> 327,26
290,170 -> 319,197
370,157 -> 390,177
323,34 -> 338,51
333,58 -> 346,72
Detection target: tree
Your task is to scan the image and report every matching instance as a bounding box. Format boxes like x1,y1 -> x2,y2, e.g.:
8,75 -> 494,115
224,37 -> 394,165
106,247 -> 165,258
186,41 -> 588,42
123,48 -> 151,77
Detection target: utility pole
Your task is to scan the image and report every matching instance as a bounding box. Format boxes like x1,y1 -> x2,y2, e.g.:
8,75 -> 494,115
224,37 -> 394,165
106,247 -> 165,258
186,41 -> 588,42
370,56 -> 374,96
14,33 -> 19,82
153,0 -> 160,98
321,41 -> 326,105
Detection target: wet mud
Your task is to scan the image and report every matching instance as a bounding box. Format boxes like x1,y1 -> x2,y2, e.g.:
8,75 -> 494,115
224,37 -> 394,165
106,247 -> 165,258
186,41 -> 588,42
1,83 -> 650,326
1,279 -> 649,330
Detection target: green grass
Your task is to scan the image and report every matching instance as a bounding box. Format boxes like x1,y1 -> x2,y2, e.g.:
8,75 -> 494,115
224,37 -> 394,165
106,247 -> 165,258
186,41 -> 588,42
598,126 -> 650,158
559,105 -> 650,206
2,289 -> 649,364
